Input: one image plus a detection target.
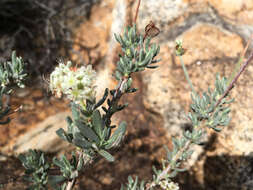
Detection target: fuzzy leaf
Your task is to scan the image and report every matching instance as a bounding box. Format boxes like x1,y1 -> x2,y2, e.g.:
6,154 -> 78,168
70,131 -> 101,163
73,133 -> 92,149
105,121 -> 126,149
71,104 -> 79,121
92,110 -> 103,138
56,128 -> 72,143
98,149 -> 115,162
75,120 -> 100,144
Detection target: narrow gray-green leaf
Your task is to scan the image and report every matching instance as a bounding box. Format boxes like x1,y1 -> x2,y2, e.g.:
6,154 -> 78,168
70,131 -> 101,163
75,120 -> 100,144
98,149 -> 115,162
73,137 -> 92,149
92,110 -> 103,138
105,121 -> 126,149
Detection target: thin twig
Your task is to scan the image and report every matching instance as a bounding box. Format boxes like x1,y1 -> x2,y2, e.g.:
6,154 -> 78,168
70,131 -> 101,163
214,51 -> 253,108
115,77 -> 128,98
33,0 -> 56,15
134,0 -> 141,24
227,34 -> 253,85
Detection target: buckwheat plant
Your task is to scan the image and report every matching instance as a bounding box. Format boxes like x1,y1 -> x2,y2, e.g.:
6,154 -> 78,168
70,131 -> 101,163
17,0 -> 253,190
18,10 -> 160,190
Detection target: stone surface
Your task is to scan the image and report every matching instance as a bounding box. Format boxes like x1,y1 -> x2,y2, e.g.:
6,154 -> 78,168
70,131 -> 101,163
183,0 -> 253,24
0,85 -> 69,152
137,0 -> 187,28
2,112 -> 71,155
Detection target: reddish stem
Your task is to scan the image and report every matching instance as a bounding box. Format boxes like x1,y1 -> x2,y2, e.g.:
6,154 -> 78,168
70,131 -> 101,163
134,0 -> 141,24
214,51 -> 253,108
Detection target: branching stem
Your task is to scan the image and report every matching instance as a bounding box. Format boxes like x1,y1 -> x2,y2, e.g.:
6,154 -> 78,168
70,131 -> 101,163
146,140 -> 191,189
66,152 -> 92,190
214,51 -> 253,109
103,77 -> 128,127
227,34 -> 253,85
65,76 -> 129,190
65,152 -> 83,190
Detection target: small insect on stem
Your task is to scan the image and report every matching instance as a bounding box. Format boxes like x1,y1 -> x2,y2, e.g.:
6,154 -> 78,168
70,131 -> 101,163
143,21 -> 160,42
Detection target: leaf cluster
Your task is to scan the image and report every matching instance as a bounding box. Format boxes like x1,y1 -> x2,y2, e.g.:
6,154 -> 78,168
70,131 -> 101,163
189,74 -> 233,132
51,153 -> 84,189
18,150 -> 82,189
18,150 -> 50,190
56,91 -> 127,162
0,51 -> 27,89
151,138 -> 190,187
0,51 -> 27,124
114,24 -> 160,80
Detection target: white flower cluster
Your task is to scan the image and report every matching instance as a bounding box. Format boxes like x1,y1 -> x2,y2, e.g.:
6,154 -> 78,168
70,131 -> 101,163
50,61 -> 96,106
158,180 -> 179,190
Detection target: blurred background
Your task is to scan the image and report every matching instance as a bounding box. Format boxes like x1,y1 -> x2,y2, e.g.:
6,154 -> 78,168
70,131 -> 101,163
1,0 -> 253,189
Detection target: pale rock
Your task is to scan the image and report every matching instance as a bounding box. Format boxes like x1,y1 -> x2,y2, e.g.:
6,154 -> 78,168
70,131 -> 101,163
3,112 -> 71,155
137,0 -> 187,30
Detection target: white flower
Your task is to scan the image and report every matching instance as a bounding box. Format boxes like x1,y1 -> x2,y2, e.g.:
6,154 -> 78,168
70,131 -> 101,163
50,61 -> 96,106
158,180 -> 179,190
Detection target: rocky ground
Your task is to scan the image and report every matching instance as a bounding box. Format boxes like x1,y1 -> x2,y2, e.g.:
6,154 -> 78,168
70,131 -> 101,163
1,0 -> 253,189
